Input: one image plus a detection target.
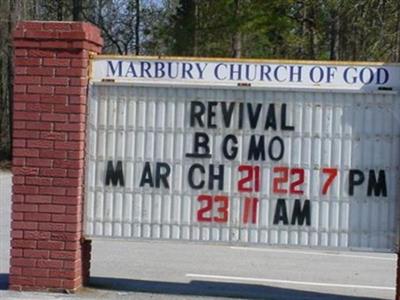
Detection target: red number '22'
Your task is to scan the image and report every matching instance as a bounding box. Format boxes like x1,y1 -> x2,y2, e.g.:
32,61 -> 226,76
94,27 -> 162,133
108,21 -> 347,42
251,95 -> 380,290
273,167 -> 304,195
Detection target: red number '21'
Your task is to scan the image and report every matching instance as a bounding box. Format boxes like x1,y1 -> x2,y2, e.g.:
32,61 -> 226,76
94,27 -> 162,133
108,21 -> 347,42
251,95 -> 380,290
238,165 -> 260,192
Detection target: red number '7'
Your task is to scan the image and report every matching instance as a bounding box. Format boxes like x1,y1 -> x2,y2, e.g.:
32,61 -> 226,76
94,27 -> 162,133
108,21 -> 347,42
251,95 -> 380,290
322,168 -> 338,195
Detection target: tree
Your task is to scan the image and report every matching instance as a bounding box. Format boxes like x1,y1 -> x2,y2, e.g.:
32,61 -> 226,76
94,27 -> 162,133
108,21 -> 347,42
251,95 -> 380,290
231,0 -> 241,58
73,0 -> 83,21
172,0 -> 197,55
2,0 -> 400,163
0,0 -> 23,161
135,0 -> 140,54
83,0 -> 141,54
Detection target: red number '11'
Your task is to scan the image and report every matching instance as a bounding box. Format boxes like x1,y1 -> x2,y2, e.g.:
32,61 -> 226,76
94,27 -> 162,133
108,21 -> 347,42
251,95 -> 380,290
238,165 -> 260,192
243,197 -> 259,224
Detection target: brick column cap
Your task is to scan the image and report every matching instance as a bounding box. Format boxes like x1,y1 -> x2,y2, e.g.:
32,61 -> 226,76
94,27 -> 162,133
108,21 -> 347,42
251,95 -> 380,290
13,21 -> 103,51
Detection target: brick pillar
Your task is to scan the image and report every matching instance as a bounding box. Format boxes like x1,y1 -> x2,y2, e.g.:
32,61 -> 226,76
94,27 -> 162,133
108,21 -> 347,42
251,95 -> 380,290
10,21 -> 103,292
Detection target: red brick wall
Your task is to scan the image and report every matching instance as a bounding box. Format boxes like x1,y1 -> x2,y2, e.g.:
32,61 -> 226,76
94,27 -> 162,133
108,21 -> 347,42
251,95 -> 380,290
10,21 -> 103,292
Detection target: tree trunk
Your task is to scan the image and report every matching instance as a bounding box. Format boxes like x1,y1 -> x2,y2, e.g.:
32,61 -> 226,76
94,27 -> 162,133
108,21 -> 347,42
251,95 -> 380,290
173,0 -> 196,56
329,8 -> 337,60
232,31 -> 241,58
193,1 -> 198,56
305,3 -> 315,59
135,0 -> 140,55
6,0 -> 20,160
57,1 -> 63,21
395,1 -> 400,62
73,0 -> 82,21
232,0 -> 241,58
31,0 -> 39,19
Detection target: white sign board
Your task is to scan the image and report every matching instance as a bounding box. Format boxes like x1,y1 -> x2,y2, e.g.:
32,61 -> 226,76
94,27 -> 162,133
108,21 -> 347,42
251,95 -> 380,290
91,56 -> 400,92
85,57 -> 400,252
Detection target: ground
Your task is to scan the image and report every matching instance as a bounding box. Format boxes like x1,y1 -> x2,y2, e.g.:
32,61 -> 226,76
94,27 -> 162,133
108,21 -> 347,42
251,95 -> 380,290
0,170 -> 397,299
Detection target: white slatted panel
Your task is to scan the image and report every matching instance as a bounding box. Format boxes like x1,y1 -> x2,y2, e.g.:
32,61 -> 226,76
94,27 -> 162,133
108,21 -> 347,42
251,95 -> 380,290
85,84 -> 399,252
0,170 -> 12,265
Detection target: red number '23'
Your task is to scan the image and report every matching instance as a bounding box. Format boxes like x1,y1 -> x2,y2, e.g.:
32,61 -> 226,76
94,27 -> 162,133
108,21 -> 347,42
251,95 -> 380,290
197,195 -> 228,223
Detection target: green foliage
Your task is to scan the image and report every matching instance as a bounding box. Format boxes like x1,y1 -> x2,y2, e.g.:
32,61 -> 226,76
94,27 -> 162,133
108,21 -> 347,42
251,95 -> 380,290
160,0 -> 400,61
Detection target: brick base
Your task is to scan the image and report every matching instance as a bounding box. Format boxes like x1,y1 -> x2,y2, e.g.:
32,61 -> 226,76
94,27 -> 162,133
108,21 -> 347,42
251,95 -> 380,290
9,21 -> 102,292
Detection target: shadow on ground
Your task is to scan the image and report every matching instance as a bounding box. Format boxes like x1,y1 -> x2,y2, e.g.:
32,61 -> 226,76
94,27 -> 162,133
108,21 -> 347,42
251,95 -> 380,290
0,273 -> 381,299
89,276 -> 377,300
